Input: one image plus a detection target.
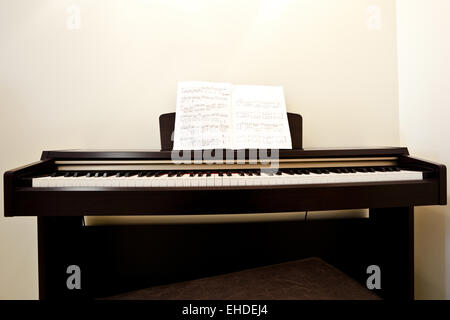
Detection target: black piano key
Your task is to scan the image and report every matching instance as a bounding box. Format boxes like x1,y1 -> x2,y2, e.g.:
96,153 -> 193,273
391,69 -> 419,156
168,171 -> 177,177
177,172 -> 185,177
368,168 -> 376,173
124,172 -> 137,177
226,172 -> 232,177
146,171 -> 155,177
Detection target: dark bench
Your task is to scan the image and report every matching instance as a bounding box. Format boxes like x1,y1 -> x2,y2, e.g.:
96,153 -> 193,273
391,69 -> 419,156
105,257 -> 380,300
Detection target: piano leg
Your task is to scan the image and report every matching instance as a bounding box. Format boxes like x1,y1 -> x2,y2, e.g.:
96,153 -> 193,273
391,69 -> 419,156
369,207 -> 414,300
37,216 -> 87,300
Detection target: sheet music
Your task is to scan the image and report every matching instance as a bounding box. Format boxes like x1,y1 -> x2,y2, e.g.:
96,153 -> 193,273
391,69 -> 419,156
173,81 -> 292,150
231,85 -> 292,149
173,81 -> 233,150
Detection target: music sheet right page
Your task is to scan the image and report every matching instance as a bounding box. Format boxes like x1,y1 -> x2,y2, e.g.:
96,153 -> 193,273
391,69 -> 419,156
231,85 -> 292,149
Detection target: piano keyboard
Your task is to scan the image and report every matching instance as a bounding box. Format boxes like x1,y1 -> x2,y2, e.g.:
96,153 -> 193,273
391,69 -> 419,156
32,167 -> 423,187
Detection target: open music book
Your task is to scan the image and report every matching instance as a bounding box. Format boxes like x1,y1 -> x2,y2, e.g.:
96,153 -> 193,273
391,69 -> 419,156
173,81 -> 292,150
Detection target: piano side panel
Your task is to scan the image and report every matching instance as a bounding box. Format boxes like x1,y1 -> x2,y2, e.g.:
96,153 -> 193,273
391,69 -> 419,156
3,160 -> 55,217
399,155 -> 447,205
4,171 -> 15,218
11,180 -> 440,217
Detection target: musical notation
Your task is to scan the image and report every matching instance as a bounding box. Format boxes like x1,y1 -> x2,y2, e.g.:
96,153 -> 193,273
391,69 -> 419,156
173,81 -> 292,150
231,85 -> 292,150
173,82 -> 233,150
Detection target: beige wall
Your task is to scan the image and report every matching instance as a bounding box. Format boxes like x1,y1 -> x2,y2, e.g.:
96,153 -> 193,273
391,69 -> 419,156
0,0 -> 399,299
397,0 -> 450,300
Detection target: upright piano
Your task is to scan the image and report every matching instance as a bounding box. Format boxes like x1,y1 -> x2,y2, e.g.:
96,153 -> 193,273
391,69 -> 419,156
3,113 -> 446,300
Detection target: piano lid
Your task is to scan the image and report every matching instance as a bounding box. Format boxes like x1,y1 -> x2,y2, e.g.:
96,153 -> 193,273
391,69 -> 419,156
41,147 -> 409,161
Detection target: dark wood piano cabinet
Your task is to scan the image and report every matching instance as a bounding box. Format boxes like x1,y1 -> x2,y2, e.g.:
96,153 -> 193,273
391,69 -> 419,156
3,146 -> 446,300
3,114 -> 447,300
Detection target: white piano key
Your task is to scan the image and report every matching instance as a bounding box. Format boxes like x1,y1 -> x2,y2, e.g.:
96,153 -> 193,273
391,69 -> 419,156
32,177 -> 49,187
190,176 -> 199,187
213,174 -> 222,187
158,174 -> 169,187
229,173 -> 239,186
175,175 -> 184,187
198,175 -> 207,187
150,176 -> 162,187
98,176 -> 112,187
222,175 -> 231,186
50,176 -> 67,187
237,174 -> 246,186
64,176 -> 77,186
108,176 -> 120,187
260,173 -> 273,185
141,177 -> 154,187
182,175 -> 190,187
134,177 -> 145,187
206,175 -> 215,187
167,176 -> 177,187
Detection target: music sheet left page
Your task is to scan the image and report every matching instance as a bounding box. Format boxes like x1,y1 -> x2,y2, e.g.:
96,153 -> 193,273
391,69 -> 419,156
173,81 -> 233,150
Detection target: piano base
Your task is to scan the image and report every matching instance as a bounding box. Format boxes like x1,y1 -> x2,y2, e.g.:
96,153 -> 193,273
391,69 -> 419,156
37,207 -> 414,300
